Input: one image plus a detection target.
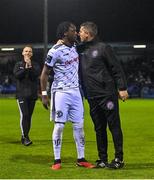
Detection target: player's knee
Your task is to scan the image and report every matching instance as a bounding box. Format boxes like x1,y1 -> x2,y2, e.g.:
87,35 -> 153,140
53,123 -> 65,137
73,122 -> 83,130
73,122 -> 85,146
73,122 -> 84,138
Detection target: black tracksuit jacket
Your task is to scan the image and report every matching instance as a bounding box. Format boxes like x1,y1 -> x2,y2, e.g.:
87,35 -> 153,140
13,60 -> 40,99
77,40 -> 127,99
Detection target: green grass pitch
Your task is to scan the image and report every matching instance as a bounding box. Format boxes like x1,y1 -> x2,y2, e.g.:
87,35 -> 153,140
0,98 -> 154,179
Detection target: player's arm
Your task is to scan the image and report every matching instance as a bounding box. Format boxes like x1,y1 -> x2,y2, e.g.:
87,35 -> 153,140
40,64 -> 50,109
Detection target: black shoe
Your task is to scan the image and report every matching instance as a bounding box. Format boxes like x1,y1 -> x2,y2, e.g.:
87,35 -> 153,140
95,160 -> 108,168
21,136 -> 32,146
107,158 -> 124,169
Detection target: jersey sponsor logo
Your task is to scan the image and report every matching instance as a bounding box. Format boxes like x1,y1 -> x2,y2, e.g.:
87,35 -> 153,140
106,101 -> 114,110
56,110 -> 63,118
92,50 -> 98,58
65,57 -> 78,66
46,55 -> 52,64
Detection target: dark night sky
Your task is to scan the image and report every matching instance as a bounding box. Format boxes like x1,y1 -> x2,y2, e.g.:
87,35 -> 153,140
0,0 -> 154,44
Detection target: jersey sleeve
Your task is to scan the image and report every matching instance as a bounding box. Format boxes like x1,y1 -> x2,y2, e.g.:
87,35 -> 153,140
45,48 -> 57,67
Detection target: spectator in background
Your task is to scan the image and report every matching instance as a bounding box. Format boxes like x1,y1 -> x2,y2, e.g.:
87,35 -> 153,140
13,45 -> 40,146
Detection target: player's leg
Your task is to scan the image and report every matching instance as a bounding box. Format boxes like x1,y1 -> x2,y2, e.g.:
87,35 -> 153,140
70,89 -> 95,168
69,89 -> 84,159
72,122 -> 94,168
17,98 -> 32,146
52,122 -> 65,170
26,99 -> 36,142
28,99 -> 36,128
72,122 -> 85,159
51,91 -> 68,170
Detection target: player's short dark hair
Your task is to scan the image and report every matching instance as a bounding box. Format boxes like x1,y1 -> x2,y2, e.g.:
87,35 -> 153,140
56,21 -> 74,39
80,21 -> 98,37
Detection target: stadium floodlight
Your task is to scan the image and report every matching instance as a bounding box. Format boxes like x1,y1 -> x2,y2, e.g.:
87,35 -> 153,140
1,47 -> 15,51
133,45 -> 146,48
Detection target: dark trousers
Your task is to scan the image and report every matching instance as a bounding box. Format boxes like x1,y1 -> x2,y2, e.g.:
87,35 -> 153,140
88,96 -> 123,161
17,98 -> 36,137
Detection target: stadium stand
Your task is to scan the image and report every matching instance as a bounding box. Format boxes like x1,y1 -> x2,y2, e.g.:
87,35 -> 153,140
0,43 -> 154,98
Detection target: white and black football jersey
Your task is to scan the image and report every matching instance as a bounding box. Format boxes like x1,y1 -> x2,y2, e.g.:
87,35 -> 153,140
45,44 -> 79,91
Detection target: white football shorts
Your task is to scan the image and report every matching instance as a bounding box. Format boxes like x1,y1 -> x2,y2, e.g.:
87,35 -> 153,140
50,88 -> 84,123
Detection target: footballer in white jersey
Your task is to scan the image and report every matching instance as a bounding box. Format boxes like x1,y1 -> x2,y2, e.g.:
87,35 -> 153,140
40,21 -> 94,170
45,43 -> 83,123
45,43 -> 79,91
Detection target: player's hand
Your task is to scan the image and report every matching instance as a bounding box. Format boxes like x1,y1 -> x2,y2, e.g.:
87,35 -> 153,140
119,90 -> 129,101
42,95 -> 50,110
56,39 -> 64,45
